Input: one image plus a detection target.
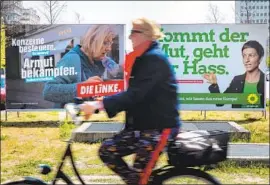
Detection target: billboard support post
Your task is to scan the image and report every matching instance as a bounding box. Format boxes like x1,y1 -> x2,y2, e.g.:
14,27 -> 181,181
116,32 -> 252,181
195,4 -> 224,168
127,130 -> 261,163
262,110 -> 266,119
5,110 -> 7,121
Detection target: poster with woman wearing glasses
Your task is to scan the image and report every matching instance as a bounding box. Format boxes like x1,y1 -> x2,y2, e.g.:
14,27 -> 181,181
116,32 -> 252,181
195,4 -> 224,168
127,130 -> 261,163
203,40 -> 265,108
42,25 -> 124,108
5,24 -> 125,110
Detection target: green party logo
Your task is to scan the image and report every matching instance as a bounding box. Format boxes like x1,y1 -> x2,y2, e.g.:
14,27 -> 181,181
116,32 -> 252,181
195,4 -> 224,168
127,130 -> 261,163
247,94 -> 259,104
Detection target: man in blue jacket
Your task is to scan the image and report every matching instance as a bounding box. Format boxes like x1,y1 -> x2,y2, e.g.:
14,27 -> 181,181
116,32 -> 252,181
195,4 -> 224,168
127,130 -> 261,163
80,18 -> 180,185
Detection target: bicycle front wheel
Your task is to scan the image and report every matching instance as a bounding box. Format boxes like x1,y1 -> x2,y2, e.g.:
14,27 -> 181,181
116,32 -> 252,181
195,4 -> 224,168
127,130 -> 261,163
152,167 -> 222,185
2,180 -> 47,185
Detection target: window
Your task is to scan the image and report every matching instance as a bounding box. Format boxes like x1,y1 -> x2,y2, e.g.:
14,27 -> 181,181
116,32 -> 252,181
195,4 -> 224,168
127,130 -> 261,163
260,13 -> 263,16
264,13 -> 267,16
256,20 -> 259,23
257,13 -> 259,16
241,13 -> 244,16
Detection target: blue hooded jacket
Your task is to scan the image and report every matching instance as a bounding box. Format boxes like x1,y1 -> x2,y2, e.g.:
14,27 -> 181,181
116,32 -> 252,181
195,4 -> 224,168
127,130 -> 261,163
43,45 -> 110,108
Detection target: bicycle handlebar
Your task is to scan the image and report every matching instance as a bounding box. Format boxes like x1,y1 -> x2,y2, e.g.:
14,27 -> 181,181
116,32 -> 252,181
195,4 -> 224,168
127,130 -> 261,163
64,97 -> 89,125
64,97 -> 102,125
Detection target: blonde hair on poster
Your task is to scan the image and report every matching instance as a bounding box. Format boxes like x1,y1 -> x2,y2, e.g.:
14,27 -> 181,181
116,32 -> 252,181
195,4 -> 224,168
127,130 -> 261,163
81,25 -> 116,61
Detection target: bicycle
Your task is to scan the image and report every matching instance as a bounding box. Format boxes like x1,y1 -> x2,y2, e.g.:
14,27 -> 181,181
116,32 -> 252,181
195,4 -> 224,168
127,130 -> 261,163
3,99 -> 229,185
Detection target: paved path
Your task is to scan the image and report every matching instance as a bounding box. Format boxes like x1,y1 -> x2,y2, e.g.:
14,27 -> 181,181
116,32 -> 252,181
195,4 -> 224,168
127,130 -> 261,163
228,143 -> 269,162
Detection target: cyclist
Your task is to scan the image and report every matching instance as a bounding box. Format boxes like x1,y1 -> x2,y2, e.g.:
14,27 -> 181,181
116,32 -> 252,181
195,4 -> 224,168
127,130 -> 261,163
80,17 -> 181,185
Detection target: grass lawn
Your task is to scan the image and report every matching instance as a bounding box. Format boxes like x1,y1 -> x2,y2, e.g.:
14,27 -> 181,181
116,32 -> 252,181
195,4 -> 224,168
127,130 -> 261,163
1,109 -> 269,184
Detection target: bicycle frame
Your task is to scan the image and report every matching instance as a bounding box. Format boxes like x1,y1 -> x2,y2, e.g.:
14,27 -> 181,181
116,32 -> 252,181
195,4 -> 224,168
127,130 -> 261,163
49,139 -> 215,185
49,138 -> 180,185
52,139 -> 86,185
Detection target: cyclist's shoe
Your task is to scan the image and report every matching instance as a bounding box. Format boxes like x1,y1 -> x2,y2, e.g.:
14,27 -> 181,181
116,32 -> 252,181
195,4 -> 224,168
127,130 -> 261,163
124,173 -> 140,185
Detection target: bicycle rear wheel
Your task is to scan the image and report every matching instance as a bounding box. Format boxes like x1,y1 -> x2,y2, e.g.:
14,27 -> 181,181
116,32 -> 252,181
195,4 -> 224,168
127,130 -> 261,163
152,167 -> 222,185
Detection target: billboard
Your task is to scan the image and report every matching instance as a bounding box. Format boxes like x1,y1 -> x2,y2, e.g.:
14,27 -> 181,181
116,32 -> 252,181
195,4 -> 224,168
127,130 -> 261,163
160,24 -> 268,110
5,24 -> 125,110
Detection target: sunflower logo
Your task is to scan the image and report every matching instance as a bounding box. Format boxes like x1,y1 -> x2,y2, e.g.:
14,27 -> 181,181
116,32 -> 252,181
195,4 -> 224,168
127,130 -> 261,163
247,94 -> 259,104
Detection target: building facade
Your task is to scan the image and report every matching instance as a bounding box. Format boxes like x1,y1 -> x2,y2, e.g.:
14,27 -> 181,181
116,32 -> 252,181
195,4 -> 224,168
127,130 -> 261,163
2,1 -> 40,24
20,8 -> 40,24
235,0 -> 270,24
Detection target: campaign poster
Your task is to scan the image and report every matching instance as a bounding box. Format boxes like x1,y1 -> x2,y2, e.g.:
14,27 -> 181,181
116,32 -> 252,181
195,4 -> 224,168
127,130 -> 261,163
5,24 -> 125,110
160,24 -> 268,110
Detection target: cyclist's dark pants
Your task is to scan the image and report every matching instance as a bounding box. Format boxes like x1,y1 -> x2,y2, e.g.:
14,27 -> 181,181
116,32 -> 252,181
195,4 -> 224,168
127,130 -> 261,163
99,127 -> 179,185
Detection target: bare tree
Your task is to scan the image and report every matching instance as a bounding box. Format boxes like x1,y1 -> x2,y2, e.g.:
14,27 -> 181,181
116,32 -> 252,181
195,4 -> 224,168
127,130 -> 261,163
231,4 -> 238,22
206,2 -> 225,23
241,1 -> 255,23
234,1 -> 257,24
74,11 -> 84,24
38,1 -> 67,24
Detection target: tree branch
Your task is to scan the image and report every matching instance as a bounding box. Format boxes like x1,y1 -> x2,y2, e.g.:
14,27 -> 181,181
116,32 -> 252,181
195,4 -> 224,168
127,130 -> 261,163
37,1 -> 67,24
206,2 -> 224,23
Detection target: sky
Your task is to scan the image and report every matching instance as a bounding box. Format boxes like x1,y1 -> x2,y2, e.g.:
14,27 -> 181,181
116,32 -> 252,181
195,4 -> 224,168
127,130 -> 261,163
23,1 -> 236,24
23,1 -> 236,51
